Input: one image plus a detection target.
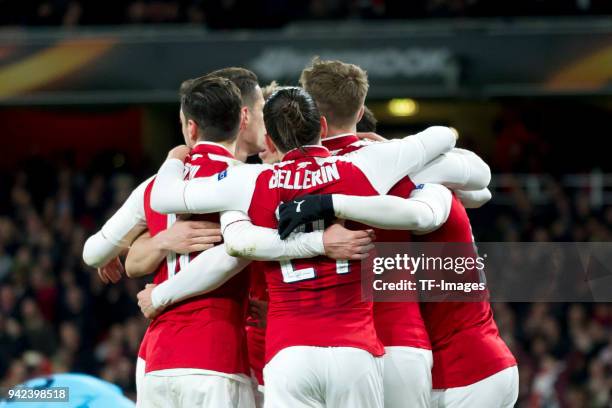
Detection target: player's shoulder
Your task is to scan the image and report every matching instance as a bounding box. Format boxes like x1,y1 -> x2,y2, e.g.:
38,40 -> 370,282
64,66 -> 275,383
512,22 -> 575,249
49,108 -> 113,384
219,161 -> 272,183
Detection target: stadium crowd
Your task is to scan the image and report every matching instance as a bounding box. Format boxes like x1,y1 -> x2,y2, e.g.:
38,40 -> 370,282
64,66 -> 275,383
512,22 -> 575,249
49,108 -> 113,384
0,0 -> 611,27
0,124 -> 609,406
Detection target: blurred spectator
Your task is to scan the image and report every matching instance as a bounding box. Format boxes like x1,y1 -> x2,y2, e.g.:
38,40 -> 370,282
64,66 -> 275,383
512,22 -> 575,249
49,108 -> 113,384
2,0 -> 612,28
0,160 -> 147,400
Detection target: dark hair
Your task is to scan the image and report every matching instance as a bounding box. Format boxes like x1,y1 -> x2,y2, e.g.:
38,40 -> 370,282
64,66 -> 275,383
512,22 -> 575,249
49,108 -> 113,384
263,87 -> 321,153
356,105 -> 377,132
180,76 -> 242,143
208,67 -> 259,108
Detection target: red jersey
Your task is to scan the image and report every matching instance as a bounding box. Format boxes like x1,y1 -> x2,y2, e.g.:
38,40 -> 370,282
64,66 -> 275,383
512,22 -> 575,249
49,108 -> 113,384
323,134 -> 431,350
247,146 -> 385,363
417,197 -> 516,388
149,128 -> 457,365
142,142 -> 250,375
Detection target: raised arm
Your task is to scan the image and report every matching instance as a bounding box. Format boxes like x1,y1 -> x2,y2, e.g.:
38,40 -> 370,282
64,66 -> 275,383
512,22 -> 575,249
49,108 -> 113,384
350,126 -> 457,194
82,176 -> 152,268
278,184 -> 452,237
150,150 -> 263,215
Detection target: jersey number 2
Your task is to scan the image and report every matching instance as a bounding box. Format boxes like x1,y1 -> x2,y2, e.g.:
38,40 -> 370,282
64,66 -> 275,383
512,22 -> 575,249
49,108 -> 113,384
279,219 -> 349,283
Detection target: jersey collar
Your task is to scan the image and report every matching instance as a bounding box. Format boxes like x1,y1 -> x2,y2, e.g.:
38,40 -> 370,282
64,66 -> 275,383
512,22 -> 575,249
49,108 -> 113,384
282,145 -> 331,161
321,133 -> 360,152
191,141 -> 235,159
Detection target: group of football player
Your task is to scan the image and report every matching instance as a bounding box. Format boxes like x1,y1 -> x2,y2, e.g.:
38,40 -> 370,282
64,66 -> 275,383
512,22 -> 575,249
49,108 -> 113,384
82,58 -> 518,408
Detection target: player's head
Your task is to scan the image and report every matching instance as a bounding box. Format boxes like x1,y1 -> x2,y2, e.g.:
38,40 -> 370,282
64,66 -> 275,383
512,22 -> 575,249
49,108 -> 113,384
299,57 -> 369,134
263,87 -> 327,157
179,76 -> 242,147
356,105 -> 377,133
208,67 -> 266,158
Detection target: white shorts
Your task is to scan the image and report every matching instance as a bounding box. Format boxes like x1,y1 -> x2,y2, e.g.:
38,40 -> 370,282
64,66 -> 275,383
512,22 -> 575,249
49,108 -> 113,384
263,346 -> 384,408
135,357 -> 146,407
140,372 -> 255,408
431,366 -> 519,408
383,346 -> 433,408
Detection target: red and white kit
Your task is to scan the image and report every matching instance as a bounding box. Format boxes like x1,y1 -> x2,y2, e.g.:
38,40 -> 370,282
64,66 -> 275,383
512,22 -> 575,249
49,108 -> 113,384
150,127 -> 459,408
141,142 -> 255,407
323,133 -> 492,408
324,133 -> 433,408
417,196 -> 518,408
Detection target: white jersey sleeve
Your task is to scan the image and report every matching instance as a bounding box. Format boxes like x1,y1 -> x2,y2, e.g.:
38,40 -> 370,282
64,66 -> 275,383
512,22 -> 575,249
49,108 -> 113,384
151,245 -> 250,309
411,148 -> 491,191
220,211 -> 325,261
150,159 -> 264,215
82,176 -> 152,268
348,126 -> 457,194
332,183 -> 452,232
454,188 -> 492,208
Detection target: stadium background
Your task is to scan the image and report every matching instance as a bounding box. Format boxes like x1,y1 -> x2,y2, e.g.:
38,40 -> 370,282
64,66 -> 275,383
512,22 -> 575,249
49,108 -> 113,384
0,1 -> 611,406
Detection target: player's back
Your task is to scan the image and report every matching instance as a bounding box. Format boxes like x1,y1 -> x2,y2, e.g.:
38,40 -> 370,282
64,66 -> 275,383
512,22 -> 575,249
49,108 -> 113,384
323,134 -> 431,350
142,142 -> 250,375
416,196 -> 516,388
248,146 -> 385,362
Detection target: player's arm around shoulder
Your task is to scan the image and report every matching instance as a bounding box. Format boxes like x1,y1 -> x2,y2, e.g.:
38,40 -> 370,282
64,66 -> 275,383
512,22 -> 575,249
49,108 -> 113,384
328,183 -> 452,232
150,147 -> 267,214
348,126 -> 458,194
412,147 -> 491,192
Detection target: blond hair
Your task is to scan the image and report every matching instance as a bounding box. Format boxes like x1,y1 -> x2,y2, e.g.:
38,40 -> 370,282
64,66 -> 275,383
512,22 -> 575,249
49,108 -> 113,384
261,80 -> 281,100
299,57 -> 369,129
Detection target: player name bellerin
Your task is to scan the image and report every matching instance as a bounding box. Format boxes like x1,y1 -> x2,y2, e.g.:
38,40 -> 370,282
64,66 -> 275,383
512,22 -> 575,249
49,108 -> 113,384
269,163 -> 340,189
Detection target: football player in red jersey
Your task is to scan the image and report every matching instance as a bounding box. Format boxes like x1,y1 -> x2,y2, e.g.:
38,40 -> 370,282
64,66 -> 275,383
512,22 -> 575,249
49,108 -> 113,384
416,207 -> 518,408
279,59 -> 517,408
298,58 -> 493,408
82,67 -> 267,406
149,84 -> 490,406
282,184 -> 517,408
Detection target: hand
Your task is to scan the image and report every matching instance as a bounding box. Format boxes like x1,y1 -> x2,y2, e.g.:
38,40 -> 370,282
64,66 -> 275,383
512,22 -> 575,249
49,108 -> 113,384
278,194 -> 335,239
323,223 -> 375,260
356,132 -> 387,142
97,257 -> 124,284
167,145 -> 190,161
247,298 -> 268,329
155,220 -> 222,254
137,284 -> 161,319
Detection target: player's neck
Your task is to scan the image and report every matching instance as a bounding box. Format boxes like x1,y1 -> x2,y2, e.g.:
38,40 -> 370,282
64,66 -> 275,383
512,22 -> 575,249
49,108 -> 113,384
233,138 -> 251,162
218,139 -> 237,157
325,125 -> 357,139
197,138 -> 237,157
